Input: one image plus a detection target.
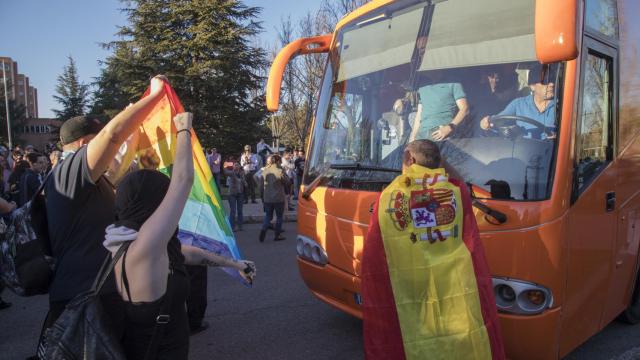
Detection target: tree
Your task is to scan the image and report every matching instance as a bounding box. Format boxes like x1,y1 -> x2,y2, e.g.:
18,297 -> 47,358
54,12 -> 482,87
272,0 -> 370,149
53,56 -> 90,120
91,0 -> 269,156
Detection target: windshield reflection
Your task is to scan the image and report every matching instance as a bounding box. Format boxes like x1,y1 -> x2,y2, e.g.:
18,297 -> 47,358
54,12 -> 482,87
305,0 -> 562,200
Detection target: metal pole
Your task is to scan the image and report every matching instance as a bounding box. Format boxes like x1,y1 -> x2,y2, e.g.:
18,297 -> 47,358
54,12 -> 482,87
270,115 -> 276,150
1,60 -> 12,149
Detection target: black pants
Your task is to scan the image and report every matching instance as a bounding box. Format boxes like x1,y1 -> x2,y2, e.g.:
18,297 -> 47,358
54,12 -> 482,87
244,171 -> 256,202
186,265 -> 208,328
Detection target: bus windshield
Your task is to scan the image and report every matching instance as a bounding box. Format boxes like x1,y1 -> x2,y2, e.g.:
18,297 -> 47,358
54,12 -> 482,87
306,0 -> 563,200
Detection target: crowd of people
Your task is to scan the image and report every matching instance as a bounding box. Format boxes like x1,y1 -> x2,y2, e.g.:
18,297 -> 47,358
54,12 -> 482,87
0,76 -> 256,359
207,141 -> 306,243
0,143 -> 62,311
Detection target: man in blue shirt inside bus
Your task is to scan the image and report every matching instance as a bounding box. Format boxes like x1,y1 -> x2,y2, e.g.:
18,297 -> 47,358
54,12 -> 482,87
479,65 -> 556,139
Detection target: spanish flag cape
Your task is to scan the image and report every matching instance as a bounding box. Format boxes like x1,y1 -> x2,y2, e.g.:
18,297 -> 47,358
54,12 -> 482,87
362,165 -> 504,360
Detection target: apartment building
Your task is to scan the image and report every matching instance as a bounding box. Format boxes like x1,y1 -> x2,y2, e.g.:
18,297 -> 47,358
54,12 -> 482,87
0,56 -> 39,118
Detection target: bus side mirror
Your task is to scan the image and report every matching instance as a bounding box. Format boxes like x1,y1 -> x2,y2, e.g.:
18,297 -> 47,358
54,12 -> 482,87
266,35 -> 333,112
535,0 -> 578,64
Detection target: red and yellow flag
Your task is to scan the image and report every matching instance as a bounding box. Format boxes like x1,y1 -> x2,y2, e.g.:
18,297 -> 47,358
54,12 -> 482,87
362,165 -> 504,360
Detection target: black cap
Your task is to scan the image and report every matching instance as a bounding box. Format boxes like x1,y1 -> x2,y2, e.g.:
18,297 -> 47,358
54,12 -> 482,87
60,115 -> 104,145
527,65 -> 558,85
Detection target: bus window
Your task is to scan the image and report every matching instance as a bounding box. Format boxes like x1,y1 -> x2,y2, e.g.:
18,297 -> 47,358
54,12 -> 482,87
585,0 -> 619,40
575,51 -> 614,192
306,0 -> 566,199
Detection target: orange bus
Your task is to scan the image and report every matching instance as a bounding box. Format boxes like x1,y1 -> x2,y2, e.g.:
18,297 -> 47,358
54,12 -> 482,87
266,0 -> 640,358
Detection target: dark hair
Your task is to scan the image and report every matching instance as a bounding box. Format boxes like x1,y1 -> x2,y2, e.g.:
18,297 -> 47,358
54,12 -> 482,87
115,170 -> 170,230
8,160 -> 30,185
404,140 -> 441,169
25,152 -> 41,164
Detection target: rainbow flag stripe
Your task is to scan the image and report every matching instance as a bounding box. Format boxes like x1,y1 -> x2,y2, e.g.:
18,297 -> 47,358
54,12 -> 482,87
136,83 -> 242,278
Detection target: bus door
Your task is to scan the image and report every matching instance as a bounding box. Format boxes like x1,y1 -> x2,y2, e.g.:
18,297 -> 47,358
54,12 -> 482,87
561,36 -> 617,355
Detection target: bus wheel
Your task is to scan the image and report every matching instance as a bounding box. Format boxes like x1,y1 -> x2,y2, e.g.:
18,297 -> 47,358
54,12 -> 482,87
620,271 -> 640,324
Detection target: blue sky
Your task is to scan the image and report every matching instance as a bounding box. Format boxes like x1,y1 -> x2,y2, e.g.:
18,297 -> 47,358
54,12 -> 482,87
0,0 -> 322,118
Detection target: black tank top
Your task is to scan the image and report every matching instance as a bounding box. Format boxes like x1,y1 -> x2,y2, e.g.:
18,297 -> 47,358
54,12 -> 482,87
120,237 -> 190,360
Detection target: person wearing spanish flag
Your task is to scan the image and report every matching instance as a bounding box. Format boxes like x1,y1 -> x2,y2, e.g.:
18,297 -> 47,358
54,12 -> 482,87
362,139 -> 505,360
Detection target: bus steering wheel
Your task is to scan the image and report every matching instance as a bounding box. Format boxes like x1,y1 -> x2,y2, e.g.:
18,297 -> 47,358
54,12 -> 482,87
488,115 -> 549,140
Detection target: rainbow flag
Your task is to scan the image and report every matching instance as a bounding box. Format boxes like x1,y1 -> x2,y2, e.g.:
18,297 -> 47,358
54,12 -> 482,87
361,165 -> 504,359
134,82 -> 243,281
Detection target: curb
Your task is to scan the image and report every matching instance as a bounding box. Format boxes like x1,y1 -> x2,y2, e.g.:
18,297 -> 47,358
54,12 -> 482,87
241,214 -> 297,224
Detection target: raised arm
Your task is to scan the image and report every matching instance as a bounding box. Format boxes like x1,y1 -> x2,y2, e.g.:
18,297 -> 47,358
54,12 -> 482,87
134,112 -> 194,256
86,76 -> 167,182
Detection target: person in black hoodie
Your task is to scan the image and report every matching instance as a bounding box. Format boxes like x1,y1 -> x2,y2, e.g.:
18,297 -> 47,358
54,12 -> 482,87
104,112 -> 255,359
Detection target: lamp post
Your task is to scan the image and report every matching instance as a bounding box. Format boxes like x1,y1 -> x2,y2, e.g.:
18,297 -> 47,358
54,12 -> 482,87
1,60 -> 12,149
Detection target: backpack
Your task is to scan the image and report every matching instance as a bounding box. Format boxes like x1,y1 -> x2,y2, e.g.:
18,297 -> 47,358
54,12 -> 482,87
42,242 -> 175,360
41,244 -> 129,360
0,171 -> 54,296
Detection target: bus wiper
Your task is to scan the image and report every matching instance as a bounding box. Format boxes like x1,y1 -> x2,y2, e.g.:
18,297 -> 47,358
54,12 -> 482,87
466,183 -> 507,224
301,169 -> 335,200
472,200 -> 507,224
329,163 -> 401,173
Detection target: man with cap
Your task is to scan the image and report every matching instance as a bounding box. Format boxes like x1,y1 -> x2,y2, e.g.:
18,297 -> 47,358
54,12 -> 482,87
240,144 -> 259,204
39,76 -> 169,345
479,64 -> 557,139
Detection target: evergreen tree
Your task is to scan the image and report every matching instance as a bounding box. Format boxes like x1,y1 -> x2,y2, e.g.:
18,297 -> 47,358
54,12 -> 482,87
92,0 -> 269,155
53,56 -> 90,120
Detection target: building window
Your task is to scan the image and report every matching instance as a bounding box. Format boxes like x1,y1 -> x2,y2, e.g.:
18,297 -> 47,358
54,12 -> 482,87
585,0 -> 618,39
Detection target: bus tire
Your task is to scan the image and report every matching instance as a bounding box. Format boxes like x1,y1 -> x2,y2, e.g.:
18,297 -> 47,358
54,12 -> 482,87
620,270 -> 640,324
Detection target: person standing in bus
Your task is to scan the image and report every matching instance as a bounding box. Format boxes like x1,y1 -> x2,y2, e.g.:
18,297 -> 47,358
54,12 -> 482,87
409,71 -> 470,142
361,139 -> 505,360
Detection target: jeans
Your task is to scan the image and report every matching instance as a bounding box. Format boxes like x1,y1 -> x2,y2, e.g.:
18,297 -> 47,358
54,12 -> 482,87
262,202 -> 284,233
293,175 -> 300,199
228,193 -> 244,229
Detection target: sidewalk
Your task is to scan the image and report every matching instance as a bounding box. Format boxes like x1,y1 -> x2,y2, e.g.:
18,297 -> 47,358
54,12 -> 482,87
220,197 -> 298,224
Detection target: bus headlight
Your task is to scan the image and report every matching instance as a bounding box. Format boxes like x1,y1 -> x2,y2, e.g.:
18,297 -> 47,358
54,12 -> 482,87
297,235 -> 328,266
492,277 -> 553,315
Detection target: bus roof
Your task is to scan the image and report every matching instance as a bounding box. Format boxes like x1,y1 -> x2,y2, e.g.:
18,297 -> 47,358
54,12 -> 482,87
335,0 -> 395,33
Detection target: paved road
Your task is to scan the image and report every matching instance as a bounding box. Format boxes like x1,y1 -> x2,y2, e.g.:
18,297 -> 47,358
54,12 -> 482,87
1,223 -> 640,359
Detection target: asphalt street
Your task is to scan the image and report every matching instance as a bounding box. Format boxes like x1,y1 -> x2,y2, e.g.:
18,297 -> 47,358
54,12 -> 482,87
1,223 -> 640,359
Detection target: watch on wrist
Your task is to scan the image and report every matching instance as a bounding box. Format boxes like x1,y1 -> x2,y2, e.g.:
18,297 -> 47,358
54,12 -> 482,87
448,123 -> 457,131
